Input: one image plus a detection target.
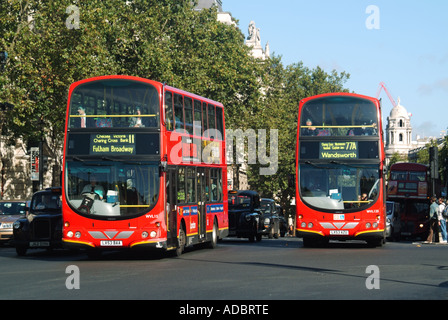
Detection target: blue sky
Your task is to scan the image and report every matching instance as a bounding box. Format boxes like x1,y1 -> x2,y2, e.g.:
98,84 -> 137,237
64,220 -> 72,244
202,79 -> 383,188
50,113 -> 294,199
223,0 -> 448,139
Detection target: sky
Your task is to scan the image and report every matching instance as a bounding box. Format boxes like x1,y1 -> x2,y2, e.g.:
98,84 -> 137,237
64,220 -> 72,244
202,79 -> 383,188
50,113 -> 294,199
223,0 -> 448,139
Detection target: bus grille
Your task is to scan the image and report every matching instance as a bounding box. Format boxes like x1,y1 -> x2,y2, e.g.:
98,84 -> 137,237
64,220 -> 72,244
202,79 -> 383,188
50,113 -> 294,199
33,219 -> 51,239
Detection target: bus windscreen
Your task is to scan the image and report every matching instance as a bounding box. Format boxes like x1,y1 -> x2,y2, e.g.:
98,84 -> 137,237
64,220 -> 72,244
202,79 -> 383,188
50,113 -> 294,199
300,96 -> 378,137
68,80 -> 160,129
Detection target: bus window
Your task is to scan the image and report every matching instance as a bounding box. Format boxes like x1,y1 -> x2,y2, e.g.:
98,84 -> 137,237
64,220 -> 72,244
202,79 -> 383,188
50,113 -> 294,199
194,100 -> 202,136
186,167 -> 196,203
177,167 -> 186,203
184,97 -> 193,135
174,94 -> 184,131
208,104 -> 216,134
165,91 -> 173,131
202,103 -> 208,137
301,96 -> 378,137
216,107 -> 224,140
68,80 -> 159,129
210,169 -> 221,202
205,168 -> 211,202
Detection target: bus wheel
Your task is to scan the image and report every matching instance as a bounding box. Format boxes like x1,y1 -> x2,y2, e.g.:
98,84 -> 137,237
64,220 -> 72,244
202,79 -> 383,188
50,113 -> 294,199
175,227 -> 186,257
367,238 -> 384,248
208,220 -> 218,249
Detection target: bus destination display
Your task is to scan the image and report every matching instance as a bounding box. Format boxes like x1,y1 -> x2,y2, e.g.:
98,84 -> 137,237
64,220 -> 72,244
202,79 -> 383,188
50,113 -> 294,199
319,141 -> 358,160
91,134 -> 136,155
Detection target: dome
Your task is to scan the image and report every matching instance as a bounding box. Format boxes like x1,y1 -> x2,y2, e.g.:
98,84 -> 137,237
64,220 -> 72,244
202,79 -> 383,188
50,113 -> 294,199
389,97 -> 409,119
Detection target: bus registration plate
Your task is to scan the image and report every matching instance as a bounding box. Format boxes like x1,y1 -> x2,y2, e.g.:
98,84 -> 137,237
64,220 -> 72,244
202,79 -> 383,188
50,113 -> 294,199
100,240 -> 123,247
330,230 -> 349,235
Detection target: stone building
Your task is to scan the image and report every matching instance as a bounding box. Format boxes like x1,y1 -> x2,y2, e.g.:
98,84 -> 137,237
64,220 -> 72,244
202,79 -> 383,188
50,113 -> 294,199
385,98 -> 413,163
385,98 -> 429,166
245,21 -> 270,60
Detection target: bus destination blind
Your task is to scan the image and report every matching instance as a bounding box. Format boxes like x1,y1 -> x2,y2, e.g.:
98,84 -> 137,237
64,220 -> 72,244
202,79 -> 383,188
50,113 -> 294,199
91,134 -> 136,155
319,142 -> 358,160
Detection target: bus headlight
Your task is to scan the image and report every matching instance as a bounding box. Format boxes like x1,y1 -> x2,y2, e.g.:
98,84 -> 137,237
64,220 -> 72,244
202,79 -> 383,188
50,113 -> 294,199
301,222 -> 306,228
150,231 -> 157,238
373,222 -> 378,228
13,221 -> 22,229
308,223 -> 313,228
366,223 -> 372,229
142,231 -> 149,239
75,231 -> 81,239
67,231 -> 74,238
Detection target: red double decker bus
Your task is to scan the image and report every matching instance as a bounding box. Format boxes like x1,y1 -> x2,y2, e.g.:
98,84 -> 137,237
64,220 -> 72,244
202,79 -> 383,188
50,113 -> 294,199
62,75 -> 228,256
387,163 -> 430,239
295,93 -> 386,247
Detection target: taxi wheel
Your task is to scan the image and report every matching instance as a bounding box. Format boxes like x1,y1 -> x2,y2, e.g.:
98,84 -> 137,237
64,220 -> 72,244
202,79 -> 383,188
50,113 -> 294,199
16,246 -> 27,256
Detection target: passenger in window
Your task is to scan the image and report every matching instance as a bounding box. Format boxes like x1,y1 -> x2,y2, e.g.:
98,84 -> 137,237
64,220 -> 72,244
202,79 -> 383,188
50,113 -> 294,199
302,119 -> 317,136
75,106 -> 93,128
130,107 -> 146,127
317,129 -> 331,136
364,121 -> 377,135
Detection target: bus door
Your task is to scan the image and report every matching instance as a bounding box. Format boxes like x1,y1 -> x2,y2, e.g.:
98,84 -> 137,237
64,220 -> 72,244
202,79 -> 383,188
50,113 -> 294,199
197,168 -> 207,240
166,168 -> 178,246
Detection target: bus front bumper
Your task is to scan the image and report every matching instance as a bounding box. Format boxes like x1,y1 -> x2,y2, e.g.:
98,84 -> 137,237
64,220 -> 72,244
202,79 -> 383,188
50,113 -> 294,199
62,238 -> 169,251
296,228 -> 385,241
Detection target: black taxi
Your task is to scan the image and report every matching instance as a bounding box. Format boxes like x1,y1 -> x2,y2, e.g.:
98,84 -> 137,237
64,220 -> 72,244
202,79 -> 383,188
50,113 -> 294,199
228,190 -> 263,242
13,187 -> 62,256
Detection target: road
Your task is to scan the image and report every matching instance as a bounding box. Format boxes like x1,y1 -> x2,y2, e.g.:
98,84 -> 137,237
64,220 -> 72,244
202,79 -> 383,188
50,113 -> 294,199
0,237 -> 447,303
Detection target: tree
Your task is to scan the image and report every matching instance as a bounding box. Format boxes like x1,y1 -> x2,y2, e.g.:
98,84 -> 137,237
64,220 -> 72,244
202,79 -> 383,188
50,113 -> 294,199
246,57 -> 350,213
0,0 -> 261,186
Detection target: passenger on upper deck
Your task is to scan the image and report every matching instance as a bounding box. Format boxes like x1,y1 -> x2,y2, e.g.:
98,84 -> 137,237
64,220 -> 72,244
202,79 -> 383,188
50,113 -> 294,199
302,119 -> 317,136
74,106 -> 94,128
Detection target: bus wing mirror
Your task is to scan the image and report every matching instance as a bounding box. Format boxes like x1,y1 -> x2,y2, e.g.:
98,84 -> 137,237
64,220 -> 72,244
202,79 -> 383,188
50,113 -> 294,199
159,161 -> 167,174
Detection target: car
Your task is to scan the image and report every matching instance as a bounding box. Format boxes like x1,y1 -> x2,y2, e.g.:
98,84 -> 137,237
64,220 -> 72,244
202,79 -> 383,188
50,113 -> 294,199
260,198 -> 280,239
13,187 -> 62,256
386,201 -> 401,241
228,190 -> 263,242
0,200 -> 28,245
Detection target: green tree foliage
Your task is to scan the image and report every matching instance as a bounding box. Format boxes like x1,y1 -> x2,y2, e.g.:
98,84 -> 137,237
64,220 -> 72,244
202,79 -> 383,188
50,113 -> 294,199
0,0 -> 260,142
246,58 -> 350,213
1,0 -> 351,203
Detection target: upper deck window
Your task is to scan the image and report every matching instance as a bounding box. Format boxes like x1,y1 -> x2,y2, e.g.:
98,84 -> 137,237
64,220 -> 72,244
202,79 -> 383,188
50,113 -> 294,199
300,96 -> 378,137
68,80 -> 160,129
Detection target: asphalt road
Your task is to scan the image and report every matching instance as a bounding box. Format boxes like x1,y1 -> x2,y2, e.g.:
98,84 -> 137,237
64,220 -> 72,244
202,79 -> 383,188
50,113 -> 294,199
0,237 -> 447,303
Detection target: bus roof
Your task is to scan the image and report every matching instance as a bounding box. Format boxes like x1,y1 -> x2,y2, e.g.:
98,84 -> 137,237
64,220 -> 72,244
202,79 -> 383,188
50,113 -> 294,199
68,75 -> 223,108
390,162 -> 429,172
299,92 -> 379,106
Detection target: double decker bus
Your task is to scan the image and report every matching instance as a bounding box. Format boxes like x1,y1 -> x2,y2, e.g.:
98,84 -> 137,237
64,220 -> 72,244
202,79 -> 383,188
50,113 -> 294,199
295,93 -> 386,247
387,163 -> 430,239
62,75 -> 228,256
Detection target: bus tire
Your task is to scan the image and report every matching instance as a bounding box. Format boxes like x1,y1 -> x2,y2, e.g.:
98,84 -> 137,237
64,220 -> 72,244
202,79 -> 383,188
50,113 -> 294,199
367,238 -> 384,248
208,220 -> 218,249
175,226 -> 186,257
